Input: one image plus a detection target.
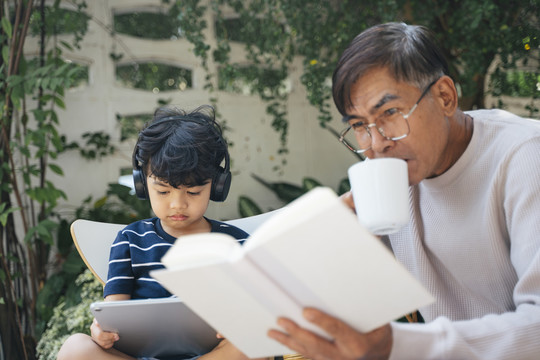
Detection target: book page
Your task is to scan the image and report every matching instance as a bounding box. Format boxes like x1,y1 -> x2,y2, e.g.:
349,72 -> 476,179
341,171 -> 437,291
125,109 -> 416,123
243,187 -> 339,252
244,187 -> 434,333
161,233 -> 243,271
152,259 -> 296,357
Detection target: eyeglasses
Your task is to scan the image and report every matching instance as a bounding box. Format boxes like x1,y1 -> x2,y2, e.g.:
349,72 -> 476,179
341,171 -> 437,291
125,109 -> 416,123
339,79 -> 438,154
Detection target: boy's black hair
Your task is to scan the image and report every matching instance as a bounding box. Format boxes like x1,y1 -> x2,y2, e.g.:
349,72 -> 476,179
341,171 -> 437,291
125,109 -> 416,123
133,105 -> 228,188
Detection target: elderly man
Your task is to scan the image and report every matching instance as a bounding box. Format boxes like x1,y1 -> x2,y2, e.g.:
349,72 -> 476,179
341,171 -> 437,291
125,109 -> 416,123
269,22 -> 540,360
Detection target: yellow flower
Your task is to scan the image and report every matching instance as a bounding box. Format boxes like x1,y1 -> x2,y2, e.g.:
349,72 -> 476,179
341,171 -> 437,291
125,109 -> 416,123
524,44 -> 531,50
309,59 -> 318,66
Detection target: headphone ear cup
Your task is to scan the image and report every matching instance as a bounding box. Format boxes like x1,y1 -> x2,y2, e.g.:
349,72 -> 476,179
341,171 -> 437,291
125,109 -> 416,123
210,167 -> 231,202
133,169 -> 148,200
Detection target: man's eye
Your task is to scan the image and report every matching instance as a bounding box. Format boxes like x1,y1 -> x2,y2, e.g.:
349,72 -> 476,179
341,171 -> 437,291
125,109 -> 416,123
187,191 -> 201,196
157,191 -> 169,195
350,121 -> 365,129
383,108 -> 399,117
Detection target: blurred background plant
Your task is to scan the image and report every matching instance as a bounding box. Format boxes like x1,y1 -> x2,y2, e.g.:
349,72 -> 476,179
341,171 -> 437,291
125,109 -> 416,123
34,183 -> 151,360
238,174 -> 351,217
35,269 -> 102,360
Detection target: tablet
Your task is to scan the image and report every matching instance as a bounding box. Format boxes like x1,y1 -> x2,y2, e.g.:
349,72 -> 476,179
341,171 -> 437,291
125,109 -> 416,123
90,297 -> 220,358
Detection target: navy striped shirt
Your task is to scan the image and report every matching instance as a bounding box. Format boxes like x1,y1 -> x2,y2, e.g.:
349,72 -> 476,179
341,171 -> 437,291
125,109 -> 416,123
103,217 -> 248,299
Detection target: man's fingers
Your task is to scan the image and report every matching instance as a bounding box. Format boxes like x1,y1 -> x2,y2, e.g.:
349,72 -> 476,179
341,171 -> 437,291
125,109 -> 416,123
269,311 -> 392,360
303,308 -> 393,358
340,191 -> 356,212
269,317 -> 338,360
303,308 -> 351,339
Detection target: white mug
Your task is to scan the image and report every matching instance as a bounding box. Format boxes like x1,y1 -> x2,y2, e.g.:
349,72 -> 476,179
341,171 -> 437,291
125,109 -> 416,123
347,158 -> 409,235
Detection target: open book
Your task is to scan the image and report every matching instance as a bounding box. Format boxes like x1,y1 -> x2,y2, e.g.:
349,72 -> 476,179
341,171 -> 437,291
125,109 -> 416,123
151,187 -> 434,358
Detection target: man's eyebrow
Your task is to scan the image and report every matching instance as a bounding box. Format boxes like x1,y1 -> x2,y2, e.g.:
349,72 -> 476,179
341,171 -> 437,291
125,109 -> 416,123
370,93 -> 399,114
344,93 -> 400,120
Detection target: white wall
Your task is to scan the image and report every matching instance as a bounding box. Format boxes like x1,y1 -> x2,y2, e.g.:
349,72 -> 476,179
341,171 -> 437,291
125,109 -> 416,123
26,0 -> 358,222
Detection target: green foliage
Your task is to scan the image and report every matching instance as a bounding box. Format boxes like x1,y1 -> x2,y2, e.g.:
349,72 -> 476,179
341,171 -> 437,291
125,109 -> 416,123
173,0 -> 540,163
114,8 -> 183,40
217,65 -> 288,97
35,228 -> 86,335
34,182 -> 152,359
243,173 -> 351,213
251,173 -> 305,203
116,62 -> 192,92
238,195 -> 263,217
116,112 -> 153,141
491,70 -> 540,98
173,0 -> 210,66
63,131 -> 117,160
0,203 -> 19,226
35,270 -> 102,360
75,183 -> 153,224
0,2 -> 91,358
407,0 -> 539,111
29,1 -> 89,47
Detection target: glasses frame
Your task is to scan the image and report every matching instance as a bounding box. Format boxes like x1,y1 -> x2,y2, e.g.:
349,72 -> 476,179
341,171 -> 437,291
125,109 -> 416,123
339,78 -> 439,154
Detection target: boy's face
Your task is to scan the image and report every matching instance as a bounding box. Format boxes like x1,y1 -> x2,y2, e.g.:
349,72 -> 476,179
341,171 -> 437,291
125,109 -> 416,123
146,175 -> 212,238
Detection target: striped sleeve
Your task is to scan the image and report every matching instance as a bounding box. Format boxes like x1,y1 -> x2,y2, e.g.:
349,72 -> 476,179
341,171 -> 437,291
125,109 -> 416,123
103,232 -> 134,297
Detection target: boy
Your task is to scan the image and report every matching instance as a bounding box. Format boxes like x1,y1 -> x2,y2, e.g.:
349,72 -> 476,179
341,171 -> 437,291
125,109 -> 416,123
58,105 -> 262,360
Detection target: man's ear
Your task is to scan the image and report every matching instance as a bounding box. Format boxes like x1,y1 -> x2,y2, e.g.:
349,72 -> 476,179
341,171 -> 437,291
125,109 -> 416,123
433,75 -> 458,116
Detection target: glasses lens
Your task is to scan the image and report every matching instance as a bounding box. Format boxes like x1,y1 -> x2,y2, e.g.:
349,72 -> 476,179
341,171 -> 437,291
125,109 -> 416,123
377,113 -> 410,140
339,110 -> 412,153
340,125 -> 372,152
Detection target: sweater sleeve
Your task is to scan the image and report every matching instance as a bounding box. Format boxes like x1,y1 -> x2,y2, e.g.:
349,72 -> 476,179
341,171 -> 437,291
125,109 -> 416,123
389,135 -> 540,359
390,306 -> 540,359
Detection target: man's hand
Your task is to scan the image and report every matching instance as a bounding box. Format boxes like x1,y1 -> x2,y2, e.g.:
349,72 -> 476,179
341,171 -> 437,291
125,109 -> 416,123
90,318 -> 119,349
340,191 -> 356,212
268,308 -> 392,360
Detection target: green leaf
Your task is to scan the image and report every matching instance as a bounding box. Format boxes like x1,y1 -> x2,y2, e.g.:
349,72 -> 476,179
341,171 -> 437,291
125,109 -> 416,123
238,196 -> 263,217
302,177 -> 322,192
7,75 -> 25,87
0,204 -> 19,227
40,77 -> 50,89
24,226 -> 37,243
251,173 -> 304,203
48,163 -> 64,175
94,196 -> 108,208
60,40 -> 74,51
337,178 -> 351,195
30,219 -> 59,246
54,95 -> 65,108
1,17 -> 12,38
62,251 -> 85,275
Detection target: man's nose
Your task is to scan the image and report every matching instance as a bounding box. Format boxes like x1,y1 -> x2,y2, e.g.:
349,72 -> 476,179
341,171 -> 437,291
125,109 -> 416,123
369,127 -> 394,153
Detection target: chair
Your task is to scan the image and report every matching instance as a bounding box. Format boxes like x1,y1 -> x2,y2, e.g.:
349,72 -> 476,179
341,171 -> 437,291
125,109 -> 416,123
71,210 -> 280,285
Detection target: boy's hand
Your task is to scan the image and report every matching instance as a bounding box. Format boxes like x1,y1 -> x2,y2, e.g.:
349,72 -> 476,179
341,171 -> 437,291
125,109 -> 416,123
90,318 -> 119,349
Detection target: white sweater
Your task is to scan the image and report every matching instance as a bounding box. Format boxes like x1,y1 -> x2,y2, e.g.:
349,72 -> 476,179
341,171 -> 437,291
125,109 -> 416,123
388,109 -> 540,359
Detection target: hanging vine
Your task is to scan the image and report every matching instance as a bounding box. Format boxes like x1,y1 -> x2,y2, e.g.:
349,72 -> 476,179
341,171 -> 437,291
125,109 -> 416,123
171,0 -> 539,170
